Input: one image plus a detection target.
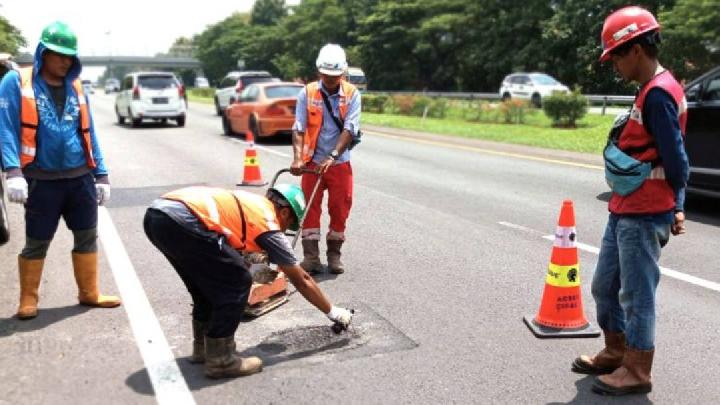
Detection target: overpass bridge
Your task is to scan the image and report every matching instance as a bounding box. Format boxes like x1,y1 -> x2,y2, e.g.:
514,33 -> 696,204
15,54 -> 201,69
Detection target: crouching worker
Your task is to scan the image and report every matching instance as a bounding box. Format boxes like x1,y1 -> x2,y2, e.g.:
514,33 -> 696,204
143,184 -> 353,379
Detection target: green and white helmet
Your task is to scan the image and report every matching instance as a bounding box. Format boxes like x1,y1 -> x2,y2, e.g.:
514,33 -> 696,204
266,184 -> 305,231
40,21 -> 78,56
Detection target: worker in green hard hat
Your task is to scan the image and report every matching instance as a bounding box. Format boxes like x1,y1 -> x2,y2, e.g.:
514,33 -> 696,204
143,184 -> 354,379
0,21 -> 119,320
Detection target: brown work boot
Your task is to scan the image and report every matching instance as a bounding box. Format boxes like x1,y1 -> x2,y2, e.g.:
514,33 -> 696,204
572,331 -> 626,375
592,348 -> 654,396
72,252 -> 122,308
17,256 -> 44,320
326,240 -> 345,274
188,320 -> 207,364
300,239 -> 323,274
204,336 -> 263,379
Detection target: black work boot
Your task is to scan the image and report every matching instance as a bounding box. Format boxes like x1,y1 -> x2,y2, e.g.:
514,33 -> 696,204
326,240 -> 345,274
300,239 -> 323,274
188,320 -> 207,364
204,336 -> 263,379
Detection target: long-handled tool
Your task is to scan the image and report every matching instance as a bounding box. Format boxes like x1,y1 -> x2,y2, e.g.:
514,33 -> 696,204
244,168 -> 323,317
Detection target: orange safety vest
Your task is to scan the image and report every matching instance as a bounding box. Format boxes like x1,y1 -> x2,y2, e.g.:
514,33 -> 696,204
19,67 -> 95,168
162,187 -> 281,253
301,80 -> 356,162
609,70 -> 687,215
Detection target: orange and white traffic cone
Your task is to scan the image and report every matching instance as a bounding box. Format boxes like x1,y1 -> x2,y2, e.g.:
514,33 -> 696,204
237,130 -> 267,187
524,200 -> 600,338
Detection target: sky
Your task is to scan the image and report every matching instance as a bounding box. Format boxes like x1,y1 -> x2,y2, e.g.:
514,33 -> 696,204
1,0 -> 299,80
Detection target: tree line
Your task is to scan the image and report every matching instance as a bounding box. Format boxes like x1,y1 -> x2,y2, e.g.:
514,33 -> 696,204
183,0 -> 718,94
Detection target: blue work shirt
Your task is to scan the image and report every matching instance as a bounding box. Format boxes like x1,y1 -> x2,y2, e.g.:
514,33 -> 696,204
292,80 -> 361,164
0,42 -> 108,178
643,87 -> 690,213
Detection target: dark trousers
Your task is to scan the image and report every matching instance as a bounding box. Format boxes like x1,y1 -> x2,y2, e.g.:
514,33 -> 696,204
24,173 -> 97,240
143,208 -> 252,338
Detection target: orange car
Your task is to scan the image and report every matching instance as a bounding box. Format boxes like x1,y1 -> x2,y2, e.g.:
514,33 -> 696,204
222,81 -> 304,138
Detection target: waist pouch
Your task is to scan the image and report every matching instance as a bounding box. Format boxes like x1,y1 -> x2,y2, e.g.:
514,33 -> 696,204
604,142 -> 651,196
603,111 -> 651,196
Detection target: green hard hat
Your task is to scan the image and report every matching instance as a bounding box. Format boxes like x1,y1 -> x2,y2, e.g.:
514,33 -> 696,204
267,184 -> 306,231
40,21 -> 78,56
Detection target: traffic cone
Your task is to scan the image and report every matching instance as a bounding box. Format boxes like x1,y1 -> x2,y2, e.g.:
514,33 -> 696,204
237,130 -> 267,187
524,200 -> 600,338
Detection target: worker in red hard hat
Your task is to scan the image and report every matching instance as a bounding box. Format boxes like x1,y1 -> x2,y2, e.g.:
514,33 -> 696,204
571,6 -> 689,397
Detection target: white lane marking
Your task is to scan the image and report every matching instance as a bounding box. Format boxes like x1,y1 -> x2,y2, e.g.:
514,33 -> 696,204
365,129 -> 603,170
229,138 -> 290,158
497,221 -> 542,234
541,234 -> 720,293
98,207 -> 196,405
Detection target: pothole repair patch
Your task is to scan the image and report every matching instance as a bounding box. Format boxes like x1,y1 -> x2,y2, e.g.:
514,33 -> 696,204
234,302 -> 417,369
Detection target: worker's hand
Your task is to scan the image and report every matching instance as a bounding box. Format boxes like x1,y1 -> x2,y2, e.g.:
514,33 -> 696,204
317,157 -> 334,175
7,176 -> 28,204
290,159 -> 305,176
326,305 -> 353,331
96,183 -> 111,205
671,211 -> 686,236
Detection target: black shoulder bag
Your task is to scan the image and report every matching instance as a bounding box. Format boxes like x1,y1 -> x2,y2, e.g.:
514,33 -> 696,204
320,90 -> 362,150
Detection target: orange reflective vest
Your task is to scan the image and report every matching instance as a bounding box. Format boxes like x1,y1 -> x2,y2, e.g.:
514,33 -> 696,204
609,70 -> 687,214
19,67 -> 95,168
301,80 -> 356,162
162,187 -> 281,253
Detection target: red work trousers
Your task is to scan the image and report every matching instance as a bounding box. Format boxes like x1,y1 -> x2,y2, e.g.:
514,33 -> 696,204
301,161 -> 353,237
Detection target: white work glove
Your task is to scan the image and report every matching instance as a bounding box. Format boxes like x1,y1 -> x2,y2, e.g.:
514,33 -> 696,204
327,306 -> 354,333
96,183 -> 111,205
7,176 -> 28,204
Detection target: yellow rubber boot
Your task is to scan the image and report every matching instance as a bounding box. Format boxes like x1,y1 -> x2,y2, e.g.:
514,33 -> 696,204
72,252 -> 121,308
17,256 -> 44,319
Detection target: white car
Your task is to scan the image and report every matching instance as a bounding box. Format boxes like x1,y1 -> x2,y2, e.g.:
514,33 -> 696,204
115,72 -> 186,127
214,71 -> 275,115
81,79 -> 94,95
104,78 -> 120,94
499,73 -> 569,107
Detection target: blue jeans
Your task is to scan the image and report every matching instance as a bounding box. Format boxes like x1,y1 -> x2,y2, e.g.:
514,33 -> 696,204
591,214 -> 670,350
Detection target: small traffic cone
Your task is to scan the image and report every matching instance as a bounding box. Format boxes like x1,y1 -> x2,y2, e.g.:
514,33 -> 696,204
524,200 -> 600,338
237,130 -> 267,187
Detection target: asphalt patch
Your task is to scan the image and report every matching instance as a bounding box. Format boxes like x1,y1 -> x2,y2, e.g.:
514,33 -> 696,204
234,302 -> 417,370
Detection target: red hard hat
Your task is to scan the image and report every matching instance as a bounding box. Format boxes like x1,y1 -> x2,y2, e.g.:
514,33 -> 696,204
599,6 -> 660,62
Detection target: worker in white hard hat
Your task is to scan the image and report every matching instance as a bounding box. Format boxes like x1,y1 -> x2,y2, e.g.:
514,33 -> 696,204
290,43 -> 362,275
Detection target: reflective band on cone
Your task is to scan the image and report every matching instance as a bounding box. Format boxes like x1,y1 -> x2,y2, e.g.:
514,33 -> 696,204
237,130 -> 267,187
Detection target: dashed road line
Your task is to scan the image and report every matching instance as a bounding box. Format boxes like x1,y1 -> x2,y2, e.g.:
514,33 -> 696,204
98,207 -> 196,405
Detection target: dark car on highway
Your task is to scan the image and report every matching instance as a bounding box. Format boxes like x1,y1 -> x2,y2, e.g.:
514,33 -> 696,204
684,66 -> 720,198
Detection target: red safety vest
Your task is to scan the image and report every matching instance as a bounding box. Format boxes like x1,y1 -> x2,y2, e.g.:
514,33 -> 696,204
18,67 -> 96,168
301,80 -> 356,163
162,187 -> 280,253
609,70 -> 687,214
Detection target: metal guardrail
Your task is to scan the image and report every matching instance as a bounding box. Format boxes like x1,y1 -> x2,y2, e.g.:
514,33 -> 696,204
364,90 -> 635,106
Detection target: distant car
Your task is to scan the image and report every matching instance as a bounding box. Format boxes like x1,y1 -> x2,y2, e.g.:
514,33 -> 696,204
81,79 -> 94,95
195,77 -> 210,88
684,66 -> 720,198
214,71 -> 275,115
114,72 -> 186,127
346,67 -> 367,91
499,72 -> 569,107
222,82 -> 303,138
104,78 -> 120,94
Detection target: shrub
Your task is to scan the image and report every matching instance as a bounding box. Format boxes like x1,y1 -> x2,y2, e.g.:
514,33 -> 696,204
499,99 -> 529,124
387,95 -> 415,115
362,94 -> 389,113
429,98 -> 448,118
411,96 -> 433,117
542,89 -> 588,128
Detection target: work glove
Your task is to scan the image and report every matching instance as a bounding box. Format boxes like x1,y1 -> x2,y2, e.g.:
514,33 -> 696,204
96,183 -> 111,205
7,176 -> 28,204
326,306 -> 354,333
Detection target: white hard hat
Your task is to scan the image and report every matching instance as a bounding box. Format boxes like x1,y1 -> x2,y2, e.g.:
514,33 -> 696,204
316,44 -> 347,76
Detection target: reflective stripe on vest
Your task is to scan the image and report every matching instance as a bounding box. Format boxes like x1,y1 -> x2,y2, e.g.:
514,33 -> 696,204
18,67 -> 96,169
162,187 -> 280,253
609,70 -> 686,215
302,80 -> 356,163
